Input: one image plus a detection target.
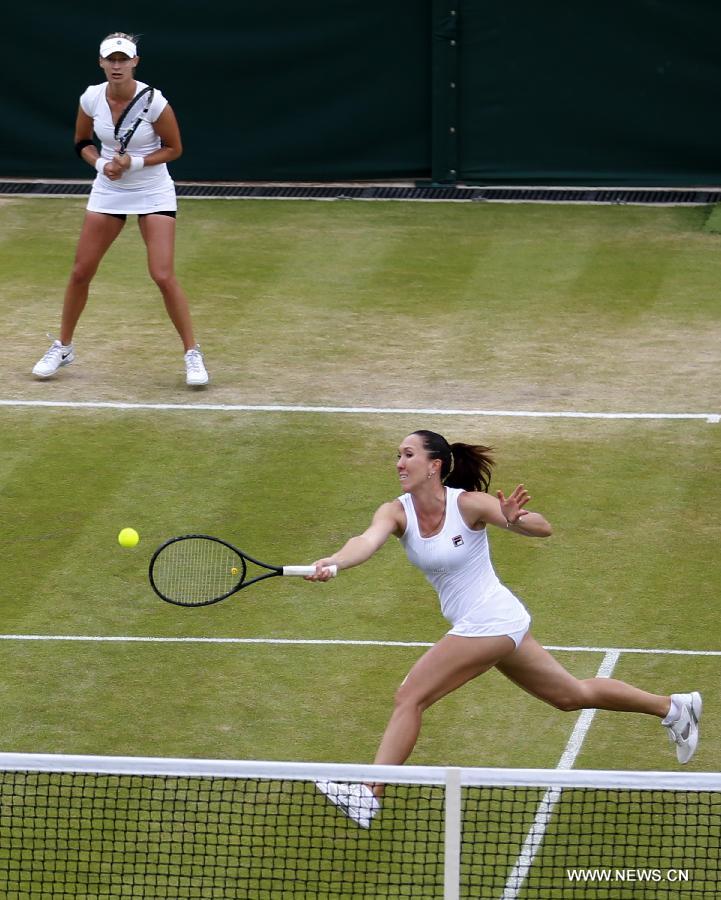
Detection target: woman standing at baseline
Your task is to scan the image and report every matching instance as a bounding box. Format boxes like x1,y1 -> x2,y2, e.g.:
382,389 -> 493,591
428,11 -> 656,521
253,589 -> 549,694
309,430 -> 701,827
32,32 -> 209,387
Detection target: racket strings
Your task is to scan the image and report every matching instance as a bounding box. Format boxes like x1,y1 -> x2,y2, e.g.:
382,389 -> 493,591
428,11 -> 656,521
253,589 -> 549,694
152,538 -> 244,605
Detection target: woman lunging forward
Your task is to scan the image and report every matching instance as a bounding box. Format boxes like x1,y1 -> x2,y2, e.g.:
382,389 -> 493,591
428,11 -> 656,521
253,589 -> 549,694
308,430 -> 701,828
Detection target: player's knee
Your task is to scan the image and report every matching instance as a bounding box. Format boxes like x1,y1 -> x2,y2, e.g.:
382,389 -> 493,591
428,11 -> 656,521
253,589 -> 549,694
68,264 -> 95,287
149,269 -> 175,291
553,695 -> 583,712
548,683 -> 586,712
393,681 -> 422,712
393,682 -> 411,708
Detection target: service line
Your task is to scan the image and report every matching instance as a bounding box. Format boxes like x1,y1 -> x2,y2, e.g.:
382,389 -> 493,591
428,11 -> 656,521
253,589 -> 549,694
0,398 -> 718,422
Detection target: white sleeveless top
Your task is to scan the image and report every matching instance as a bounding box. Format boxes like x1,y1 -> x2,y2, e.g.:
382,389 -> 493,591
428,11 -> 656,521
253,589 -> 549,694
80,82 -> 177,214
398,487 -> 531,638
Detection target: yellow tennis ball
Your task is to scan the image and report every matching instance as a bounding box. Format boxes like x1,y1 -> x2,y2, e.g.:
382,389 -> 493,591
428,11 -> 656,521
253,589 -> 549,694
230,567 -> 239,576
118,527 -> 140,548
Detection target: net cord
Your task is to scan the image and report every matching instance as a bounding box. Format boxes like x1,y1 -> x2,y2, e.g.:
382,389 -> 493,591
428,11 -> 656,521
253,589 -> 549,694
0,752 -> 718,791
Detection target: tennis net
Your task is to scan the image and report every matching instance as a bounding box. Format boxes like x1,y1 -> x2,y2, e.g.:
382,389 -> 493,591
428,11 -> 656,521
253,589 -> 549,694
0,753 -> 718,898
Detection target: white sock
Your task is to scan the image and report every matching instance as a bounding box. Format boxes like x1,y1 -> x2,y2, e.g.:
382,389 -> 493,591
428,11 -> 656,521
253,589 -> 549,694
662,696 -> 682,725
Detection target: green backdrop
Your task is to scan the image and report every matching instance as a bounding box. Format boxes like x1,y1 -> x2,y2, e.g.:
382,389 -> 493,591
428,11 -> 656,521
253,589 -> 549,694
3,1 -> 720,184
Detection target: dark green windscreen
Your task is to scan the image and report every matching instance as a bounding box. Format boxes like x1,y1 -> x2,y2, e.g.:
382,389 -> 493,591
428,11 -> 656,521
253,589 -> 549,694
3,2 -> 720,185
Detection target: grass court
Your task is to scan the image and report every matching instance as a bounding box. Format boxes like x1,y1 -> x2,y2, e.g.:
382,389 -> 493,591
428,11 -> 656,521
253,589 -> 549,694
0,195 -> 718,896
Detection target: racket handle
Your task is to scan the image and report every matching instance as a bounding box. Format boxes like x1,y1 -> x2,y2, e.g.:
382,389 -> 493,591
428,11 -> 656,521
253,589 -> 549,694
282,565 -> 338,578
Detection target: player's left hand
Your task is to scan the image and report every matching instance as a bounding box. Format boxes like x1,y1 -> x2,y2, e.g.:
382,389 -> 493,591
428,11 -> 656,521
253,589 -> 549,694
497,484 -> 530,525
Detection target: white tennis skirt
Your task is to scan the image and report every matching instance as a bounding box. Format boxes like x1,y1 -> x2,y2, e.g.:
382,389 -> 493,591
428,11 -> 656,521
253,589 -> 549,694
87,169 -> 177,215
446,585 -> 531,648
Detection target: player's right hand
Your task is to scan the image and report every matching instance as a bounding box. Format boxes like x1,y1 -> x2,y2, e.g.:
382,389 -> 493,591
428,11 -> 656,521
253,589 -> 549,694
105,159 -> 124,180
305,559 -> 337,581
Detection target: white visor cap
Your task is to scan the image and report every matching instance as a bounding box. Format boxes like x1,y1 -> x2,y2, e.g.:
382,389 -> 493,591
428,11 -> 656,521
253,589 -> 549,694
100,37 -> 137,59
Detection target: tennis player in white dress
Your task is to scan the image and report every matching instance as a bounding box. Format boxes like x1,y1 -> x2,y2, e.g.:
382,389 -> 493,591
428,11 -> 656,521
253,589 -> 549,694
309,430 -> 702,827
32,32 -> 209,387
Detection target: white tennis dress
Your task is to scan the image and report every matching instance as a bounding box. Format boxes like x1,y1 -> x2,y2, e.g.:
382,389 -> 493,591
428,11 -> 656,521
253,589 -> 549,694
80,81 -> 177,214
398,487 -> 531,644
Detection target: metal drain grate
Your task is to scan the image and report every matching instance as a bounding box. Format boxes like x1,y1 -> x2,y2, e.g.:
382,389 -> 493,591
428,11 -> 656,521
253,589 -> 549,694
1,180 -> 719,205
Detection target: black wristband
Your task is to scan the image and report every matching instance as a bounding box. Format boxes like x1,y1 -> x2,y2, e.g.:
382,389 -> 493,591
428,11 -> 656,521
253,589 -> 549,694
74,139 -> 94,158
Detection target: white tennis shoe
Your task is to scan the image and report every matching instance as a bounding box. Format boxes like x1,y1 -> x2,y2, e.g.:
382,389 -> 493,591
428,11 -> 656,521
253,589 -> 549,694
664,691 -> 702,764
184,345 -> 209,386
32,338 -> 75,378
315,780 -> 380,828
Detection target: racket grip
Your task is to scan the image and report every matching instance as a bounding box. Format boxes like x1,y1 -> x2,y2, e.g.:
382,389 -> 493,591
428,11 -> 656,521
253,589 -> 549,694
282,565 -> 338,578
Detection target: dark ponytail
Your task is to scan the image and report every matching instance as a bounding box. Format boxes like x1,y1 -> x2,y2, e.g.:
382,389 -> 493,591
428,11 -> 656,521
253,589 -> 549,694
412,430 -> 494,493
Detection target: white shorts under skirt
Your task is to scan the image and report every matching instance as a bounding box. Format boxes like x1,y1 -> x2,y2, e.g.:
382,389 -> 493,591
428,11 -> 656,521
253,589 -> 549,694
447,620 -> 530,649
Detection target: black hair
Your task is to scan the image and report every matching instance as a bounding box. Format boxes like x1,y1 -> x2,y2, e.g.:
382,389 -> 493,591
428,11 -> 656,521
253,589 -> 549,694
412,429 -> 494,493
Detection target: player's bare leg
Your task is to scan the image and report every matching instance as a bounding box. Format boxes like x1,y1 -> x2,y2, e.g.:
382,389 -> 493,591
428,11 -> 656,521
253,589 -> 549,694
61,212 -> 126,344
139,213 -> 208,385
496,634 -> 670,715
371,634 -> 516,792
33,212 -> 124,377
139,213 -> 196,349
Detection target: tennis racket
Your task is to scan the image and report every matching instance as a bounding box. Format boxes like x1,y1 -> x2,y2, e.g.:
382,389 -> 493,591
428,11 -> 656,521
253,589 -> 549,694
148,534 -> 337,607
115,86 -> 155,155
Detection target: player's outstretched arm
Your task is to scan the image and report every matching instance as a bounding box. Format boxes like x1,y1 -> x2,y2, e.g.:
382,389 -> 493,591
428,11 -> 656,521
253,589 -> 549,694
460,486 -> 552,537
306,501 -> 402,581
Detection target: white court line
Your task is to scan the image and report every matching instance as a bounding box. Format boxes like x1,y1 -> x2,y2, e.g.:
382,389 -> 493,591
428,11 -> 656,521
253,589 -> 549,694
0,634 -> 719,656
0,398 -> 718,422
501,650 -> 621,900
0,634 -> 434,647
